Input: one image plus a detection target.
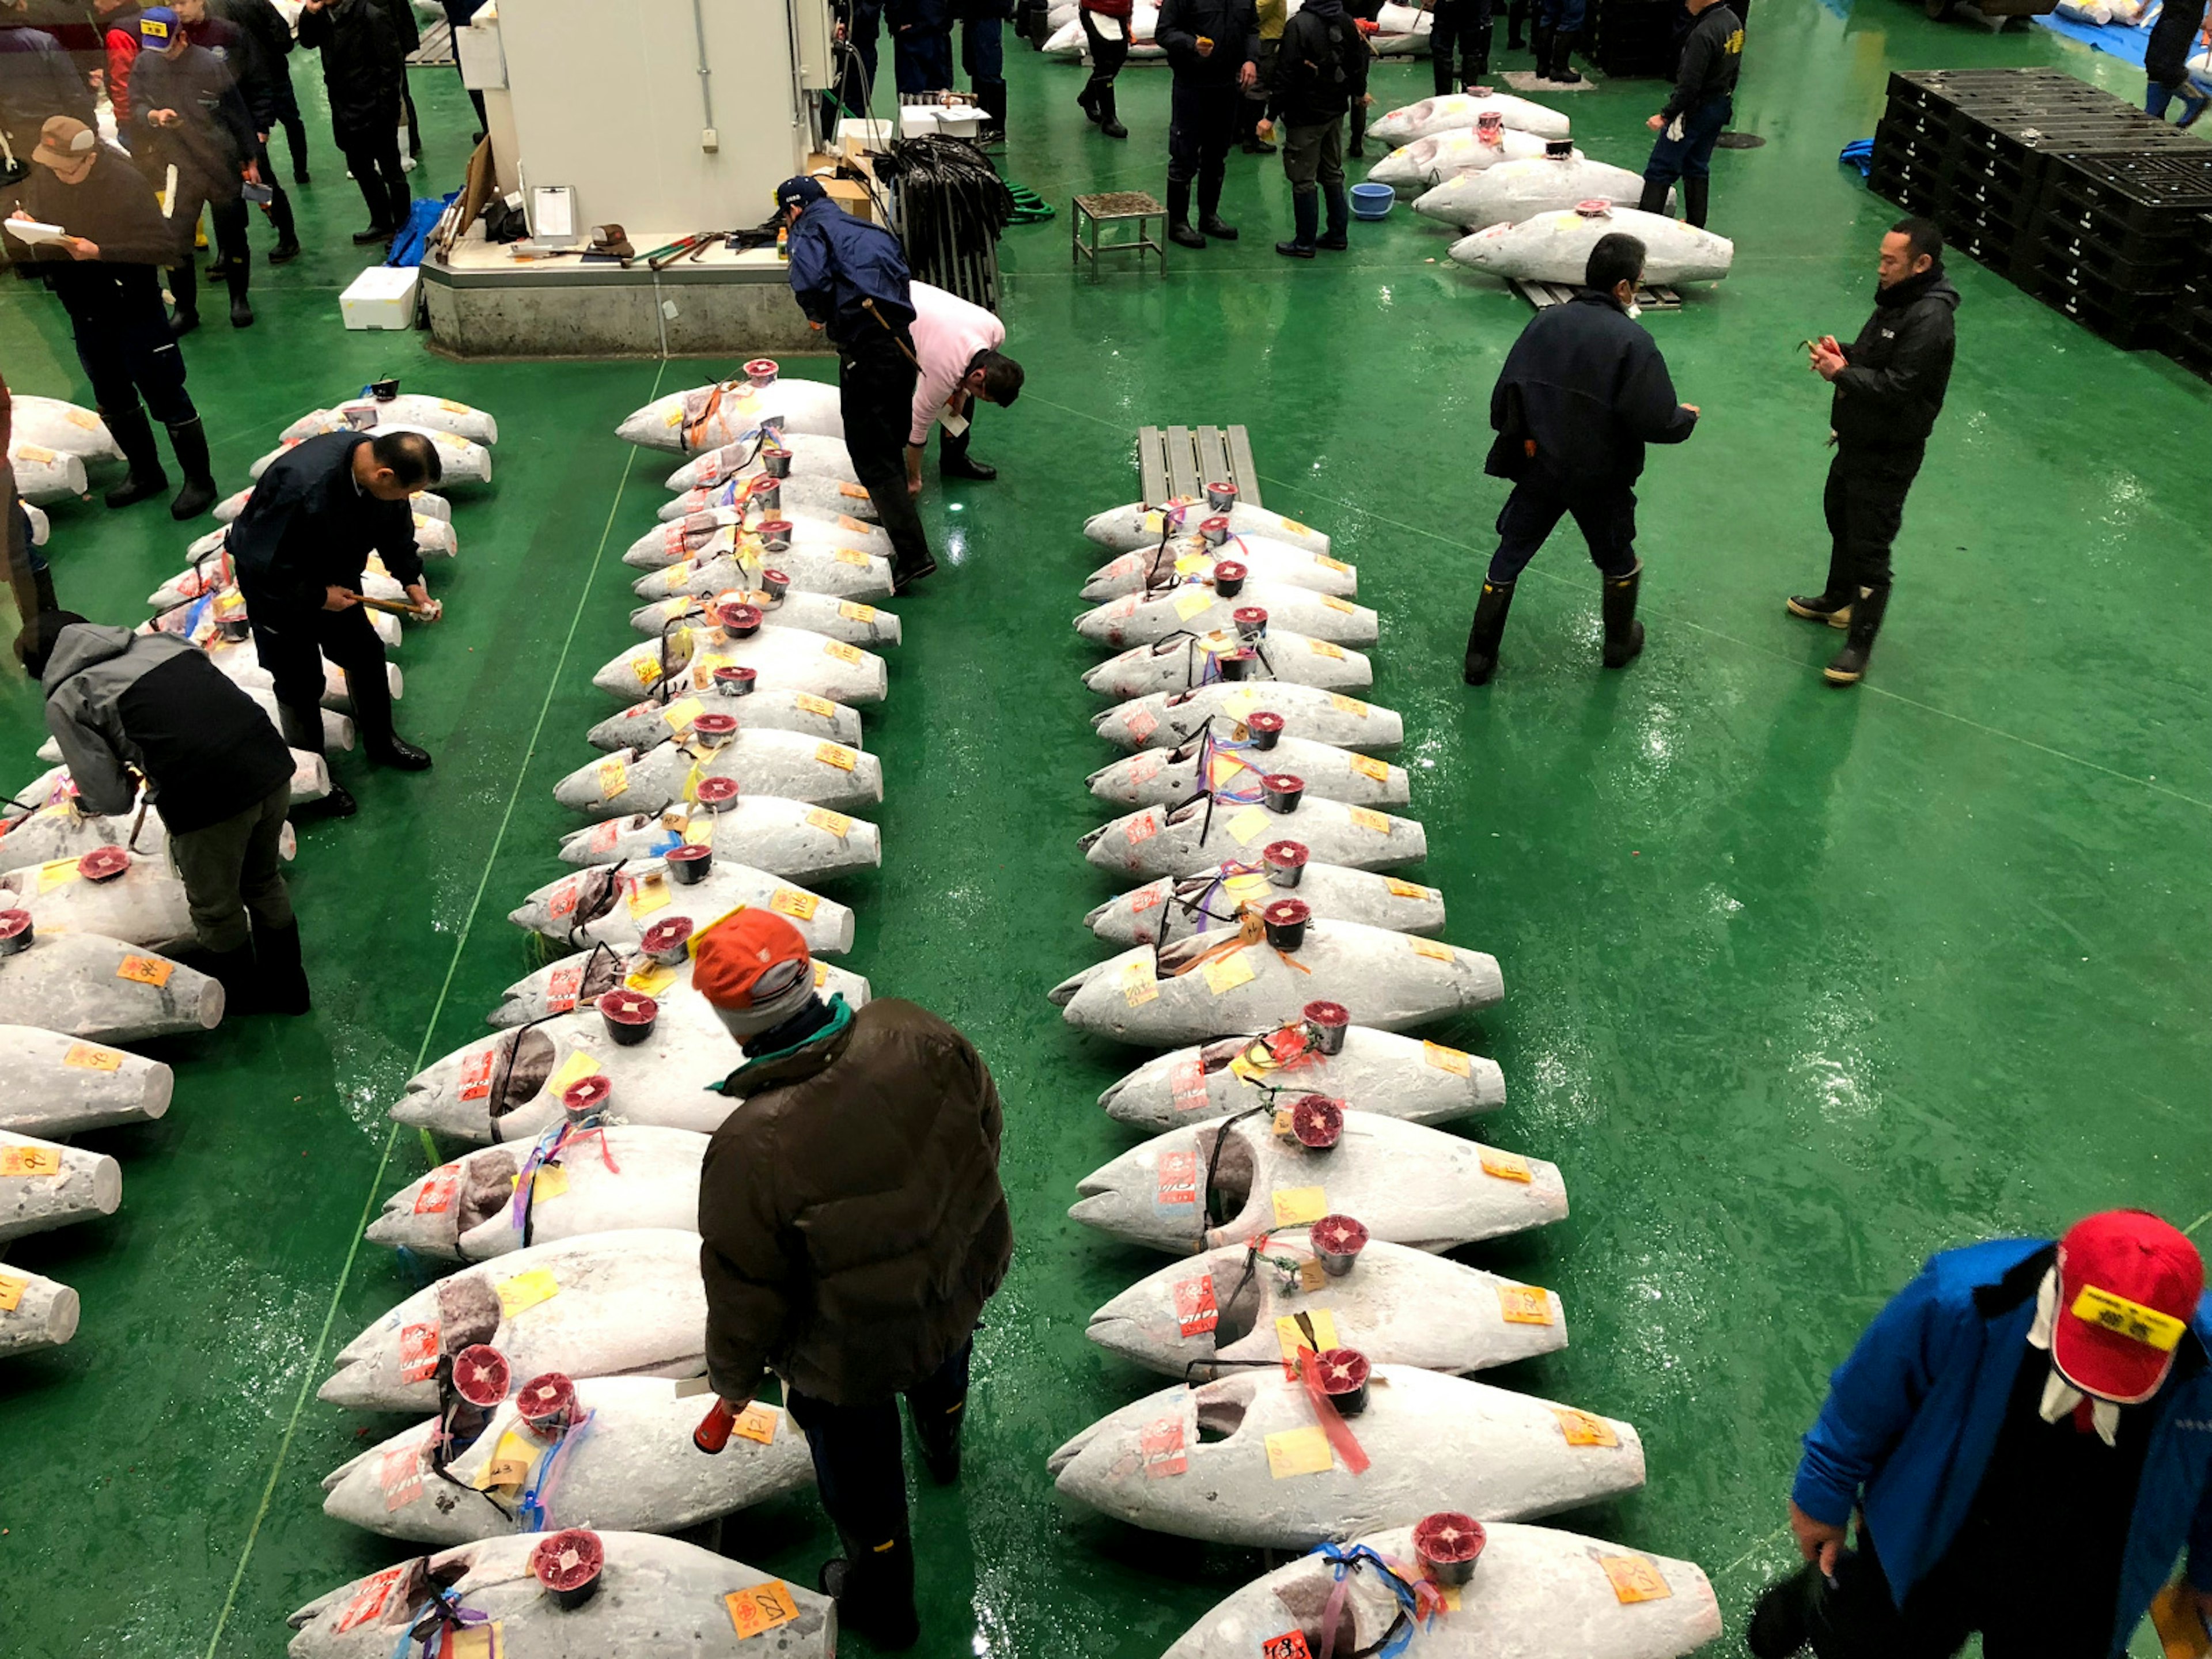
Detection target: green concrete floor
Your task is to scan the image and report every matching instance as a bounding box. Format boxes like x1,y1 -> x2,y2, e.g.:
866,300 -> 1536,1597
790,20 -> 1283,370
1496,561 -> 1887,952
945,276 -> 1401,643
2,7 -> 2209,1656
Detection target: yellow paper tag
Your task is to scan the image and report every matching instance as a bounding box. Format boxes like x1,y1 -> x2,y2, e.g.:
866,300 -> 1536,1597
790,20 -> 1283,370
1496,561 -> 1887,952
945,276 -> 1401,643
771,888 -> 819,922
1297,1258 -> 1328,1293
815,743 -> 858,772
733,1404 -> 779,1445
36,857 -> 81,894
1222,872 -> 1271,904
838,482 -> 871,500
1328,694 -> 1369,718
806,807 -> 853,838
1317,554 -> 1351,572
1271,1185 -> 1328,1226
1224,805 -> 1274,846
596,759 -> 630,800
0,1145 -> 63,1177
1597,1554 -> 1672,1604
62,1043 -> 123,1071
116,956 -> 175,988
1387,877 -> 1433,900
1174,589 -> 1215,622
1308,639 -> 1346,660
627,875 -> 672,919
0,1271 -> 25,1312
834,548 -> 873,567
1272,1107 -> 1294,1137
546,1050 -> 600,1098
684,810 -> 715,846
494,1268 -> 561,1320
1348,807 -> 1389,834
531,1165 -> 571,1203
1423,1040 -> 1473,1077
1480,1149 -> 1533,1183
1555,1407 -> 1620,1448
1351,755 -> 1390,782
727,1581 -> 804,1640
660,696 -> 703,733
1274,1308 -> 1339,1362
794,692 -> 838,717
1120,957 -> 1160,1006
1221,686 -> 1262,719
2072,1285 -> 2187,1353
624,960 -> 680,995
1264,1425 -> 1336,1479
1174,552 -> 1207,577
1202,951 -> 1256,995
837,601 -> 877,623
473,1430 -> 539,1491
824,639 -> 865,665
1411,938 -> 1455,964
446,1622 -> 502,1659
1499,1285 -> 1556,1325
631,654 -> 662,687
1321,595 -> 1357,614
837,514 -> 870,532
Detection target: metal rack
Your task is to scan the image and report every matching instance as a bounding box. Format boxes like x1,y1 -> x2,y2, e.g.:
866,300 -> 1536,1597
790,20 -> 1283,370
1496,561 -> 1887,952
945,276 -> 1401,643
1135,425 -> 1265,507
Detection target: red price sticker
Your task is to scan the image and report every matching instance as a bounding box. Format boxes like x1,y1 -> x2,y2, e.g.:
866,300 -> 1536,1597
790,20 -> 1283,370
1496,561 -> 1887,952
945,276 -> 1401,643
398,1320 -> 440,1384
1139,1415 -> 1188,1479
1126,709 -> 1160,743
1156,1150 -> 1199,1209
725,1581 -> 802,1640
1169,1055 -> 1210,1114
378,1445 -> 423,1512
1126,810 -> 1160,847
457,1049 -> 497,1103
1172,1274 -> 1218,1336
547,878 -> 581,921
544,963 -> 584,1013
414,1165 -> 461,1215
1263,1633 -> 1314,1659
330,1565 -> 406,1634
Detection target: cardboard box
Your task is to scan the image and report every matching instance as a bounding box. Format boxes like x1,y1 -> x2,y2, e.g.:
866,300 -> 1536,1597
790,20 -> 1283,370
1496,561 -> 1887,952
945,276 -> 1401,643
340,266 -> 421,331
823,178 -> 877,223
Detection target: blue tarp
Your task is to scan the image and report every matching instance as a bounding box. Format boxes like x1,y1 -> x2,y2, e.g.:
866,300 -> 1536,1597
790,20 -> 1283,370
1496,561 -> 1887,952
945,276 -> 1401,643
385,192 -> 459,269
2031,7 -> 2153,69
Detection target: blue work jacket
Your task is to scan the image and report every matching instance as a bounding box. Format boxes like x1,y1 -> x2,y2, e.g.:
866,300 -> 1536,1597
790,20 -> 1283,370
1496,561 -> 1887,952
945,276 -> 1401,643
786,196 -> 914,346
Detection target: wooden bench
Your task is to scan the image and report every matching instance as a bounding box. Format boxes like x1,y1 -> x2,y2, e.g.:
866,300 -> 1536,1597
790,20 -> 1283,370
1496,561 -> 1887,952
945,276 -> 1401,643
1135,424 -> 1264,507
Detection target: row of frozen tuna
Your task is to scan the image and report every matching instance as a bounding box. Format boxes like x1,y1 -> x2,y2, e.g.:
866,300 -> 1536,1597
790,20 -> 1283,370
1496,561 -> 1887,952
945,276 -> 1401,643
0,388 -> 495,1368
1049,488 -> 1724,1656
1039,0 -> 1434,59
284,366 -> 923,1653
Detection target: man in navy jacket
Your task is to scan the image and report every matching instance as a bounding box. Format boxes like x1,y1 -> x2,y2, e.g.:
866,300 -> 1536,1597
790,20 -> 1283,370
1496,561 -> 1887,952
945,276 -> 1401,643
1751,1210 -> 2212,1659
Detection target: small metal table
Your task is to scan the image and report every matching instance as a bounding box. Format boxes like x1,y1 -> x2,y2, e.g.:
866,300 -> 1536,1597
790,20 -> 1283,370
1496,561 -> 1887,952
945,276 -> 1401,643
1073,192 -> 1168,278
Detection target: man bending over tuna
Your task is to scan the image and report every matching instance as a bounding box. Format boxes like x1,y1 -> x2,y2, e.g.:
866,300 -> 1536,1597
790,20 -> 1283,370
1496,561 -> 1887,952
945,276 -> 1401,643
691,910 -> 1013,1650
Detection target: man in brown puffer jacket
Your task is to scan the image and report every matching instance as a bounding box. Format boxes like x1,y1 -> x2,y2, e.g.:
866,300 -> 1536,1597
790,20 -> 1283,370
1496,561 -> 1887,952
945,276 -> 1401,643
693,908 -> 1013,1652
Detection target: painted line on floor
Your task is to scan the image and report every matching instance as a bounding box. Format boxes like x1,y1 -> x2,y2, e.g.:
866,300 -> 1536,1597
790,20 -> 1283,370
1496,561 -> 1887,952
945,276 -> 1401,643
197,365 -> 666,1659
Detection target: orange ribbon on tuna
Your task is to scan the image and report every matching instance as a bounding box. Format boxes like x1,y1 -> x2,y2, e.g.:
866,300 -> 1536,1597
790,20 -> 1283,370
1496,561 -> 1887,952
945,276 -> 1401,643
1295,1347 -> 1372,1476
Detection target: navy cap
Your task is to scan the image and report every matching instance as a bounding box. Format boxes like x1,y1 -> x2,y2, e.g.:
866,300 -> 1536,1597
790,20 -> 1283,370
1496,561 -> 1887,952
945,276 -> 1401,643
775,177 -> 827,213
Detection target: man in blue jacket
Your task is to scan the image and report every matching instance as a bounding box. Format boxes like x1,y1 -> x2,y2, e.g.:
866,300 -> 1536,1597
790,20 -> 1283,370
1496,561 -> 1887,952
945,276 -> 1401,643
780,176 -> 936,590
1751,1209 -> 2212,1659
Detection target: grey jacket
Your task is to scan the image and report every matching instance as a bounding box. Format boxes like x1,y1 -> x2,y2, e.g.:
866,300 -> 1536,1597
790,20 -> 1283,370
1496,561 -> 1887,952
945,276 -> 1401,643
41,624 -> 293,836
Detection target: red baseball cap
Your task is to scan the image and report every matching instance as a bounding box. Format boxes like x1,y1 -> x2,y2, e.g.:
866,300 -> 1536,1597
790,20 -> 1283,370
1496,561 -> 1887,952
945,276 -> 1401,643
691,908 -> 813,1037
2052,1210 -> 2203,1404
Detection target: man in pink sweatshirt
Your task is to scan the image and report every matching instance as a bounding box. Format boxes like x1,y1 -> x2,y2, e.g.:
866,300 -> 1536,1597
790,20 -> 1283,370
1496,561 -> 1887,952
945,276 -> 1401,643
904,280 -> 1024,490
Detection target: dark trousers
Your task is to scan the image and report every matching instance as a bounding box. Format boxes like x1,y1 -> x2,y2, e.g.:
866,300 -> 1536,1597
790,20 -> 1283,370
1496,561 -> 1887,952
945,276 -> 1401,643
785,1341 -> 972,1610
165,185 -> 250,317
1643,93 -> 1732,185
1539,0 -> 1584,28
168,782 -> 293,953
893,25 -> 954,90
246,132 -> 298,246
1821,445 -> 1922,600
838,329 -> 933,572
245,597 -> 389,751
1081,8 -> 1130,89
836,0 -> 884,118
1488,476 -> 1638,582
1775,1533 -> 2107,1659
1168,79 -> 1239,213
960,12 -> 1003,88
442,0 -> 491,129
59,268 -> 198,427
1430,0 -> 1494,93
343,132 -> 410,230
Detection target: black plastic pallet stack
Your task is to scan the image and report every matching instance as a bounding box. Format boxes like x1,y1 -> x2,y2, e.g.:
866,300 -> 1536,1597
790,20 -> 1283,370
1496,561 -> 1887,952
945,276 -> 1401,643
2168,214 -> 2212,379
1870,69 -> 2212,352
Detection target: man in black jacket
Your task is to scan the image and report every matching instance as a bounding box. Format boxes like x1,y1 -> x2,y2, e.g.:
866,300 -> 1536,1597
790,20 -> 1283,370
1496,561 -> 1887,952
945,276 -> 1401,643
1635,0 -> 1740,229
17,610 -> 308,1011
1258,0 -> 1365,258
1157,0 -> 1259,248
227,428 -> 441,814
297,0 -> 407,245
1787,218 -> 1958,688
131,5 -> 260,327
215,0 -> 308,177
0,8 -> 95,166
1466,232 -> 1698,685
11,115 -> 222,517
177,0 -> 301,258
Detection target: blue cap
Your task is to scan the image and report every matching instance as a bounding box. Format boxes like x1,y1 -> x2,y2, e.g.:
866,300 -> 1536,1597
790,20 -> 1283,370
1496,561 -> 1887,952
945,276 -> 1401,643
139,6 -> 179,42
775,177 -> 826,213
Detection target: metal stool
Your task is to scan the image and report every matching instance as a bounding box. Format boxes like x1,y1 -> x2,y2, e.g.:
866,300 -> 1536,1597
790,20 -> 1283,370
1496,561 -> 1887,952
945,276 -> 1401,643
1073,191 -> 1168,277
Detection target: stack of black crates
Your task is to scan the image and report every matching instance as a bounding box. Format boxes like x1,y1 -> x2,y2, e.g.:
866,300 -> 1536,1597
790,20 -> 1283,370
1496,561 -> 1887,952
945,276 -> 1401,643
1871,69 -> 2212,376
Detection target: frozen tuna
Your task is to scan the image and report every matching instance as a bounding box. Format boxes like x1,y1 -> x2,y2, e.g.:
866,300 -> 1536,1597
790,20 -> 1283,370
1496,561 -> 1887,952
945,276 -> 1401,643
370,1126 -> 708,1257
1096,684 -> 1404,753
1088,861 -> 1443,948
0,851 -> 194,952
1082,795 -> 1425,878
661,472 -> 880,527
321,1376 -> 812,1543
0,1025 -> 173,1135
1085,628 -> 1372,702
623,506 -> 893,574
618,370 -> 846,450
1451,204 -> 1734,285
0,759 -> 315,872
1415,154 -> 1662,229
250,425 -> 492,485
585,687 -> 862,756
282,392 -> 499,444
663,429 -> 858,492
217,485 -> 449,524
631,533 -> 896,603
10,395 -> 121,459
0,1130 -> 122,1242
1100,1021 -> 1501,1132
629,589 -> 901,649
1088,1232 -> 1565,1378
554,798 -> 880,881
1080,538 -> 1358,604
1369,128 -> 1564,190
286,1531 -> 834,1658
0,927 -> 222,1041
509,858 -> 857,956
1086,500 -> 1332,555
1050,1365 -> 1642,1547
1158,1521 -> 1722,1659
551,734 -> 881,819
1089,734 -> 1406,810
319,1230 -> 707,1412
589,622 -> 887,707
1077,582 -> 1377,649
7,440 -> 89,500
1369,90 -> 1573,144
1070,1108 -> 1562,1254
487,947 -> 868,1030
0,1267 -> 81,1358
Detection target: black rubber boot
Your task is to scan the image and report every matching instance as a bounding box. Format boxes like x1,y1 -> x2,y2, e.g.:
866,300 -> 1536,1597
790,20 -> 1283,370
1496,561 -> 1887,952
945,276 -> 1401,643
1433,37 -> 1455,96
1077,78 -> 1103,123
347,664 -> 433,769
165,418 -> 219,521
938,426 -> 997,482
1349,94 -> 1369,157
1548,28 -> 1584,82
1317,184 -> 1350,249
1275,190 -> 1319,257
1745,1565 -> 1816,1658
1531,23 -> 1552,75
1168,179 -> 1204,247
224,257 -> 254,328
268,185 -> 301,263
168,261 -> 200,335
31,562 -> 57,616
1683,176 -> 1710,229
911,1393 -> 966,1484
1463,578 -> 1514,684
1823,582 -> 1889,687
280,703 -> 356,819
1637,175 -> 1671,215
101,406 -> 170,508
252,918 -> 312,1015
1507,0 -> 1527,50
977,78 -> 1007,141
1198,179 -> 1238,240
1099,85 -> 1127,138
202,941 -> 259,1016
351,222 -> 393,245
819,1531 -> 920,1651
1600,560 -> 1645,669
1786,544 -> 1854,628
1471,19 -> 1494,78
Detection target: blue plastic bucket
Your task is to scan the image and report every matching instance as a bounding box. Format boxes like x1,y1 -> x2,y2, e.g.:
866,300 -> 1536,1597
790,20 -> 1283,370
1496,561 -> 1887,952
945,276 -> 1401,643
1350,183 -> 1396,221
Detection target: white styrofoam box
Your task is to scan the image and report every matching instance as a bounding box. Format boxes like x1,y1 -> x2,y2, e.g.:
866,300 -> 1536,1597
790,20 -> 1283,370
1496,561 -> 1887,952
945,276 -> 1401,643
898,106 -> 941,139
936,108 -> 982,138
836,118 -> 892,156
341,266 -> 421,331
